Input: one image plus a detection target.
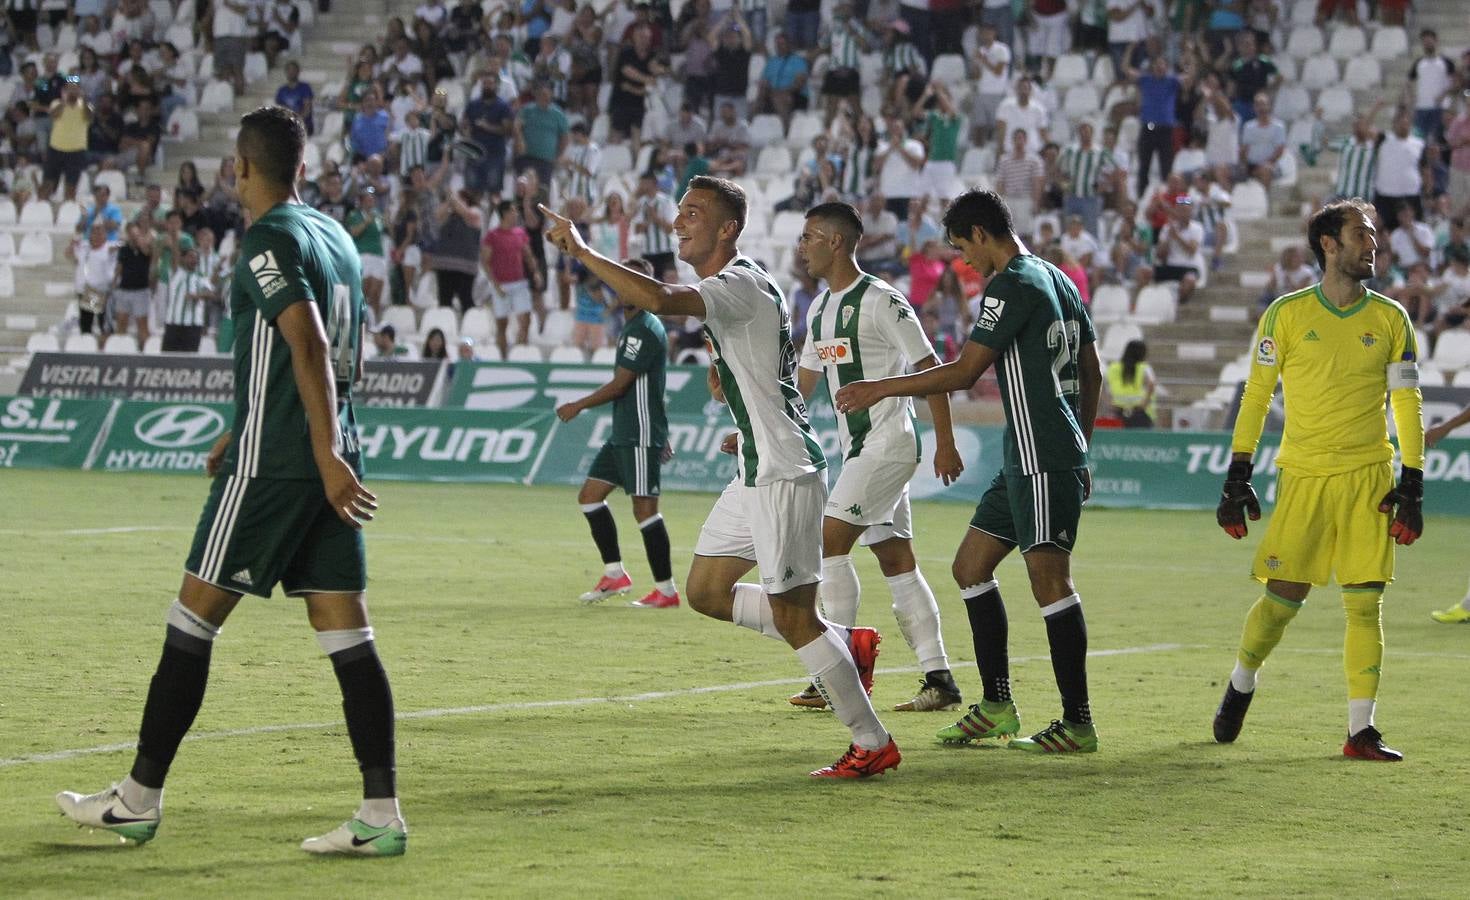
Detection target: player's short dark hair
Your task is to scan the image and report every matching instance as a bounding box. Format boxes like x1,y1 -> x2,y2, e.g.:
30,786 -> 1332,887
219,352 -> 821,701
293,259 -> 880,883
1307,197 -> 1373,269
686,175 -> 747,235
942,189 -> 1014,243
805,201 -> 864,248
237,105 -> 307,189
496,199 -> 516,216
621,257 -> 654,276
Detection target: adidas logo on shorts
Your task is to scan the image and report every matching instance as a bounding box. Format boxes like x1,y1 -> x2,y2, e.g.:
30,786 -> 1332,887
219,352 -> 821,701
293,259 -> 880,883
232,568 -> 253,585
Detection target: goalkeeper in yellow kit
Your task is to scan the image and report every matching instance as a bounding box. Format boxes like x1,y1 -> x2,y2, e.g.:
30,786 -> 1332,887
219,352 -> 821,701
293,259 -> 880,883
1212,199 -> 1425,761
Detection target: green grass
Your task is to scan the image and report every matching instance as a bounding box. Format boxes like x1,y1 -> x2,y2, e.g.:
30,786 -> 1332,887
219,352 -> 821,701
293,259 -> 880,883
2,470 -> 1468,897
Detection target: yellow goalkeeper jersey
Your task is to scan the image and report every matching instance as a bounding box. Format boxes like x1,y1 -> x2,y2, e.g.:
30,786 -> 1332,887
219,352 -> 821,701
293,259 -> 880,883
1233,284 -> 1424,476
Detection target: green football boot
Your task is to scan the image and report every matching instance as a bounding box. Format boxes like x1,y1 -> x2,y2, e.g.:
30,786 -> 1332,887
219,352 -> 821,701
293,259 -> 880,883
1009,719 -> 1099,753
936,700 -> 1021,744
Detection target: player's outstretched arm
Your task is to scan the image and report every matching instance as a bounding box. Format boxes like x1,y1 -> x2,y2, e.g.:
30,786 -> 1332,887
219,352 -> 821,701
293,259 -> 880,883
538,204 -> 706,317
911,354 -> 964,485
1427,404 -> 1470,447
835,339 -> 998,414
556,366 -> 637,421
277,300 -> 378,529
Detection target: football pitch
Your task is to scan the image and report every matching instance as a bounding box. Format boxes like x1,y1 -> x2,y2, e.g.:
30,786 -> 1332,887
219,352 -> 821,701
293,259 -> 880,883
2,470 -> 1468,897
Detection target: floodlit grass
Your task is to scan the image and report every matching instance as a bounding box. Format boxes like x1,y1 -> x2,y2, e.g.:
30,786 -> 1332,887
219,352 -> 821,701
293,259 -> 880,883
2,470 -> 1467,897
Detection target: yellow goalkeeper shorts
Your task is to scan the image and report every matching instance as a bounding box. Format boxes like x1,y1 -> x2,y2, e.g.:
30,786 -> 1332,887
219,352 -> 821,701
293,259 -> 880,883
1251,461 -> 1396,587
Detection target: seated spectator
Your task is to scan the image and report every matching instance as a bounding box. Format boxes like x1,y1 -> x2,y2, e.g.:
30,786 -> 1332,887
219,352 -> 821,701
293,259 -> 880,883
570,268 -> 611,353
1259,245 -> 1317,312
1433,246 -> 1470,339
1045,244 -> 1091,305
1399,262 -> 1440,331
756,32 -> 810,130
314,170 -> 353,224
1391,205 -> 1438,271
204,158 -> 244,238
156,42 -> 193,126
1154,197 -> 1203,304
908,238 -> 948,308
119,96 -> 163,178
1106,339 -> 1158,428
275,61 -> 316,136
1238,92 -> 1285,189
1144,172 -> 1189,236
706,102 -> 751,176
370,323 -> 411,360
855,192 -> 903,277
995,75 -> 1049,153
664,104 -> 709,157
422,327 -> 449,361
1190,165 -> 1235,271
880,19 -> 927,118
995,128 -> 1043,237
1225,30 -> 1279,125
68,220 -> 116,338
1060,215 -> 1103,282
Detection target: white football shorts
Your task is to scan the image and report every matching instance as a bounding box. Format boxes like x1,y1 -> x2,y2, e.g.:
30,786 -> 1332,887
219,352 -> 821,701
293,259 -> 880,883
694,471 -> 826,594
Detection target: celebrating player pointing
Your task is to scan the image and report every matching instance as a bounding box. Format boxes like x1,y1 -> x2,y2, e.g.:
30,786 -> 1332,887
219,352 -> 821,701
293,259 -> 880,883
1212,198 -> 1425,761
541,178 -> 901,778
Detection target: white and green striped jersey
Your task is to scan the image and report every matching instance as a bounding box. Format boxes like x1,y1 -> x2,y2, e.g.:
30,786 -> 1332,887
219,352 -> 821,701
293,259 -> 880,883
1330,135 -> 1377,199
564,140 -> 602,206
166,269 -> 210,327
1058,144 -> 1114,199
800,273 -> 934,462
824,21 -> 872,69
699,255 -> 826,486
844,144 -> 875,196
885,41 -> 927,77
633,191 -> 678,256
397,125 -> 431,178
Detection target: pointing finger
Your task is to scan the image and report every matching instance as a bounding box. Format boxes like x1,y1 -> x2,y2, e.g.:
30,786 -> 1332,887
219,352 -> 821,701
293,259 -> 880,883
536,203 -> 568,224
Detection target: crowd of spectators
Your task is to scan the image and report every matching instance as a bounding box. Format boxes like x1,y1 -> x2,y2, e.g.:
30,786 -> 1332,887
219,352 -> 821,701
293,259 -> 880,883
6,0 -> 1470,372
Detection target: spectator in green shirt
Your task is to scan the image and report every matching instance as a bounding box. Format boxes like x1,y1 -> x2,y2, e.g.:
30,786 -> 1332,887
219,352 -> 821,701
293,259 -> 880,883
513,81 -> 570,189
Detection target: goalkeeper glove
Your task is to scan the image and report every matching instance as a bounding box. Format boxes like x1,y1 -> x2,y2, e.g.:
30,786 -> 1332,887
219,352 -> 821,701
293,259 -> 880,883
1216,459 -> 1261,539
1378,466 -> 1424,546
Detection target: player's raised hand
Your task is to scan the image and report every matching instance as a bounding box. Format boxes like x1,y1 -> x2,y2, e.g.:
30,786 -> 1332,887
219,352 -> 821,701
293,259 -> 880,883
537,203 -> 589,259
1378,466 -> 1424,545
320,454 -> 378,529
834,379 -> 884,414
1216,459 -> 1260,539
933,441 -> 964,485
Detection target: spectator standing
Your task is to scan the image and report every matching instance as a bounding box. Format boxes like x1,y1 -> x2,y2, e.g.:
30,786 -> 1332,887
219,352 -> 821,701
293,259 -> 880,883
921,84 -> 963,203
856,192 -> 903,277
1390,205 -> 1437,270
1133,56 -> 1179,199
994,75 -> 1050,154
818,6 -> 871,125
1449,96 -> 1470,216
1409,30 -> 1455,146
162,247 -> 211,352
1059,121 -> 1115,237
756,33 -> 809,130
608,23 -> 665,154
1374,111 -> 1428,227
42,75 -> 90,203
706,101 -> 752,176
1225,31 -> 1278,126
461,73 -> 512,194
561,121 -> 602,208
841,114 -> 879,201
275,62 -> 315,137
347,188 -> 388,315
995,129 -> 1044,237
1328,108 -> 1383,203
876,114 -> 927,218
79,184 -> 124,241
514,81 -> 570,189
481,200 -> 541,358
211,0 -> 252,95
881,20 -> 928,117
785,0 -> 822,50
1105,0 -> 1153,76
979,0 -> 1016,46
69,221 -> 116,338
709,10 -> 753,121
964,21 -> 1010,146
630,173 -> 678,276
350,92 -> 392,162
1029,0 -> 1071,80
112,222 -> 154,349
1154,197 -> 1203,304
429,187 -> 486,312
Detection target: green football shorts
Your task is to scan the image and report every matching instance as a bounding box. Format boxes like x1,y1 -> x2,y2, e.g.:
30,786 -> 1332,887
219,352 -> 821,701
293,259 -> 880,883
184,474 -> 367,598
586,442 -> 662,497
969,467 -> 1086,553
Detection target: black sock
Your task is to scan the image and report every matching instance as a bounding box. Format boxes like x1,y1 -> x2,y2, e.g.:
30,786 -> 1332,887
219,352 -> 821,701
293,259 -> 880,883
583,503 -> 621,566
131,626 -> 213,788
1043,602 -> 1091,725
962,584 -> 1011,703
329,642 -> 397,799
639,515 -> 672,583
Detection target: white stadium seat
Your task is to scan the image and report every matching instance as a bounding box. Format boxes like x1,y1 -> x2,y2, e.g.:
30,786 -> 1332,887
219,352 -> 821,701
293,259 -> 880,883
1299,56 -> 1338,90
590,346 -> 617,365
0,198 -> 15,224
54,201 -> 81,232
1050,53 -> 1088,87
1285,26 -> 1324,60
1099,322 -> 1143,360
460,307 -> 494,342
143,334 -> 163,354
18,200 -> 52,227
1418,366 -> 1446,387
104,335 -> 139,354
1370,27 -> 1408,61
1343,56 -> 1381,91
381,305 -> 419,336
64,333 -> 99,353
419,307 -> 460,344
755,145 -> 792,176
94,170 -> 127,199
1089,285 -> 1131,324
929,54 -> 967,87
17,232 -> 53,266
770,210 -> 805,243
1062,84 -> 1101,119
26,333 -> 60,353
1432,331 -> 1470,371
548,345 -> 586,363
1232,180 -> 1269,221
506,344 -> 543,362
1272,85 -> 1310,122
599,143 -> 633,175
1132,284 -> 1178,325
199,80 -> 234,114
1316,87 -> 1353,122
748,115 -> 784,148
1327,26 -> 1367,60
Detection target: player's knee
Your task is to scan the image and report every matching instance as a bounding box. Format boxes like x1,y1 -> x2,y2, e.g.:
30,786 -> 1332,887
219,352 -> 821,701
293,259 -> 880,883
873,540 -> 915,578
684,580 -> 725,616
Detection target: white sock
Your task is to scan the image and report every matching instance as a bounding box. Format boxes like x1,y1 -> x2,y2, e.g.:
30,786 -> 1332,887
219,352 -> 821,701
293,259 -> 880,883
357,797 -> 402,828
167,598 -> 221,641
1348,699 -> 1376,736
655,579 -> 677,597
819,555 -> 860,628
731,583 -> 784,640
118,775 -> 161,812
886,567 -> 948,673
604,561 -> 625,579
794,627 -> 888,750
1231,661 -> 1258,693
316,627 -> 374,655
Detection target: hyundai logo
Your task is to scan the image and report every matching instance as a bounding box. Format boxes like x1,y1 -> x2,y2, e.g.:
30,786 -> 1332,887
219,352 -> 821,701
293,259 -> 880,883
133,405 -> 227,449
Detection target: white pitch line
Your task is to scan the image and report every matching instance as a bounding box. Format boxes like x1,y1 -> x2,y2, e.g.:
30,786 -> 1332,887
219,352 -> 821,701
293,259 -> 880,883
0,643 -> 1185,769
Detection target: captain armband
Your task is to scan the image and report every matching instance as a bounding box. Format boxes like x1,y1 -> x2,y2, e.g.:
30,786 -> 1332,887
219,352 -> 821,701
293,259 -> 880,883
1386,360 -> 1420,391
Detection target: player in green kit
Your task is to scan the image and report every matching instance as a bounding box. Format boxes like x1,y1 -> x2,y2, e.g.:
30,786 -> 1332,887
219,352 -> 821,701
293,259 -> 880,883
557,257 -> 680,609
835,189 -> 1104,753
55,106 -> 407,856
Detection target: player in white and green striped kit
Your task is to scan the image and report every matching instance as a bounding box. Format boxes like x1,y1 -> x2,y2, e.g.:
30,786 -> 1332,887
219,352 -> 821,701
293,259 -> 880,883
836,189 -> 1104,754
1328,109 -> 1382,202
162,246 -> 213,352
792,201 -> 968,713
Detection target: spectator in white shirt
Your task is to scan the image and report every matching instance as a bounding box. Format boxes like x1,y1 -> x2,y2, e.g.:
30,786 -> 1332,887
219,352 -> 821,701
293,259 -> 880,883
875,114 -> 927,217
1374,110 -> 1428,227
68,220 -> 116,338
1154,197 -> 1203,304
1106,0 -> 1154,76
855,192 -> 904,277
1238,92 -> 1286,189
1060,214 -> 1102,274
1390,205 -> 1438,270
994,76 -> 1049,156
964,21 -> 1011,145
1410,29 -> 1456,145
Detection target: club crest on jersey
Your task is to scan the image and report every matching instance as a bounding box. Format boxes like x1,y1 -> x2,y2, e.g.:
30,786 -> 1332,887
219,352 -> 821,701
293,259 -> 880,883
977,295 -> 1006,331
1256,337 -> 1277,366
623,336 -> 642,359
1360,332 -> 1377,348
813,338 -> 853,365
250,250 -> 287,298
842,306 -> 855,328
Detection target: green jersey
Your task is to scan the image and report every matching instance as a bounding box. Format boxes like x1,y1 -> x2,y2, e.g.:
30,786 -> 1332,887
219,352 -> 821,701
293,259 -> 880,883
610,310 -> 668,447
968,253 -> 1095,476
221,202 -> 366,480
345,208 -> 384,255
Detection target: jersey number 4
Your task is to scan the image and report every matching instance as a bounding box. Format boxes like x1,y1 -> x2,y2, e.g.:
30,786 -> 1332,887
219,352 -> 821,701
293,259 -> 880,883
325,283 -> 356,383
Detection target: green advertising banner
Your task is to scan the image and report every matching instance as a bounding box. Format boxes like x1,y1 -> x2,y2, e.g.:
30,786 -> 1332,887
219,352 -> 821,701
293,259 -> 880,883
94,401 -> 233,473
355,406 -> 556,483
0,395 -> 114,470
444,361 -> 719,417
